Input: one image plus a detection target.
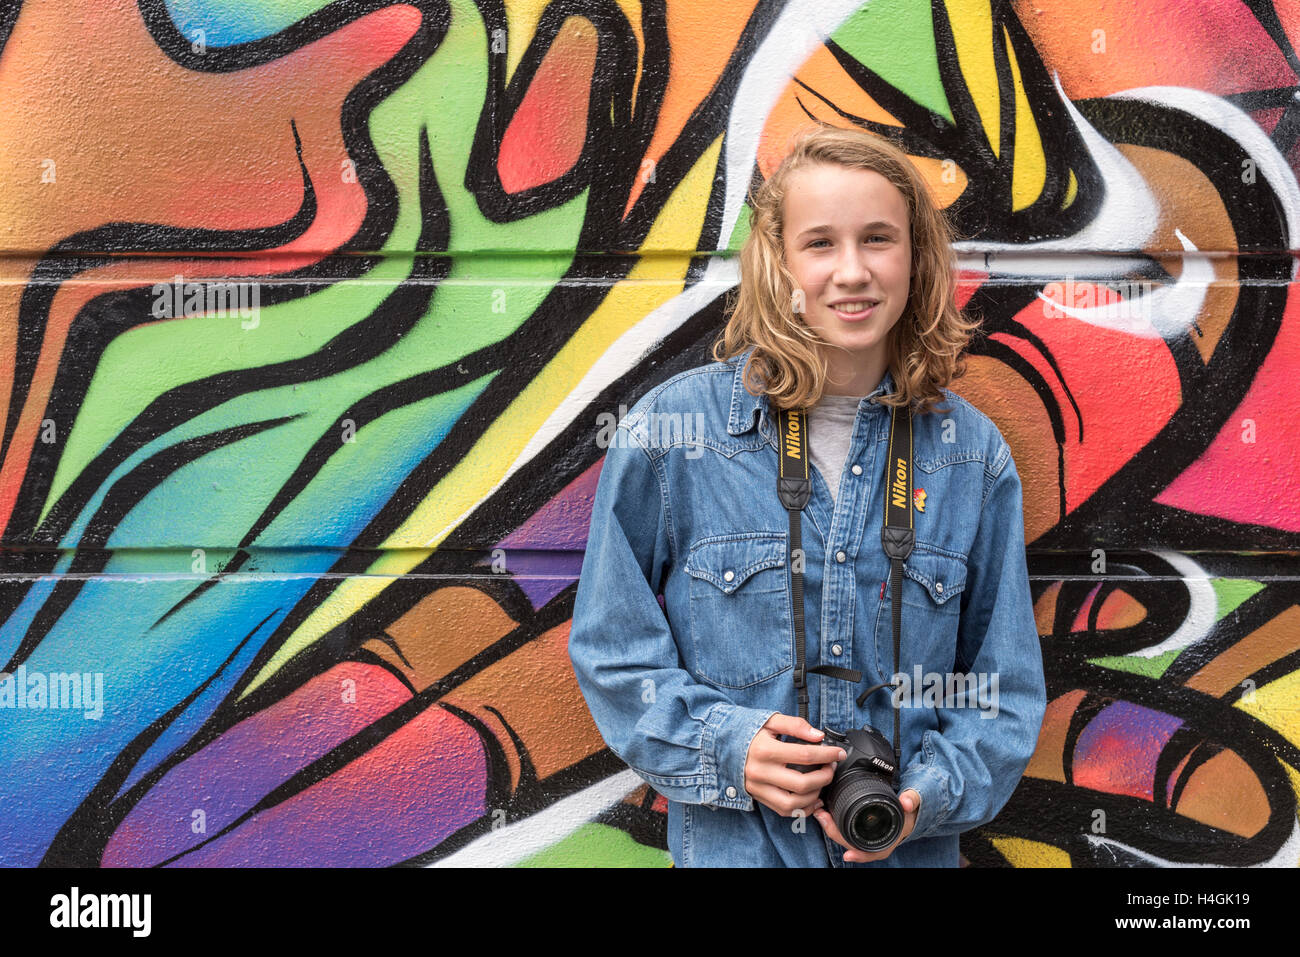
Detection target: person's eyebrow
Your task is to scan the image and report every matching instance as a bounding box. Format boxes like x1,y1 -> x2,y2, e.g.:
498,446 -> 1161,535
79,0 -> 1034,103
794,221 -> 902,240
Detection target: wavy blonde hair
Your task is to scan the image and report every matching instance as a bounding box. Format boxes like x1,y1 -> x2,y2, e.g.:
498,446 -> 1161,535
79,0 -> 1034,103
712,123 -> 979,415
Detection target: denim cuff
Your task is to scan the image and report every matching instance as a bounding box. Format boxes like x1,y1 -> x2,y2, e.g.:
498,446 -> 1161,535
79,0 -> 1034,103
899,762 -> 950,840
704,703 -> 779,811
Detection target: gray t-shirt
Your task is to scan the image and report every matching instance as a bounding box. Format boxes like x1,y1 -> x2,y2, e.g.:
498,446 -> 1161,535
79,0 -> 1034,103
808,392 -> 870,506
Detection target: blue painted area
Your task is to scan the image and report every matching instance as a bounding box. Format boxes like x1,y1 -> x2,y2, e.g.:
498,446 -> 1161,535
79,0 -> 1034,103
163,0 -> 334,47
0,379 -> 490,864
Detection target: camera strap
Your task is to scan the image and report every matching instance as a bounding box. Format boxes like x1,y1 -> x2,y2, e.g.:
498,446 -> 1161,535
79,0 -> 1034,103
777,397 -> 912,772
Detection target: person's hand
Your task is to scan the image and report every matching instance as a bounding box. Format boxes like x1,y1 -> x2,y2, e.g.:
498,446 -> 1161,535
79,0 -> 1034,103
815,788 -> 920,863
742,713 -> 844,818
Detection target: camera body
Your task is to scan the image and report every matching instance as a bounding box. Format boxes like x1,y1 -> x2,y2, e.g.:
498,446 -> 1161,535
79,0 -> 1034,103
818,725 -> 904,853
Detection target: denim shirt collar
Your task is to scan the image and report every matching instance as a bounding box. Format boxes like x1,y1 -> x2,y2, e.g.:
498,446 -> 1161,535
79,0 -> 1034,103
727,346 -> 896,439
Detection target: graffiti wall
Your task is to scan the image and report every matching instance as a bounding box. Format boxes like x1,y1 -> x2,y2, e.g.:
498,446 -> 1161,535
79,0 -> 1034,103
0,0 -> 1296,867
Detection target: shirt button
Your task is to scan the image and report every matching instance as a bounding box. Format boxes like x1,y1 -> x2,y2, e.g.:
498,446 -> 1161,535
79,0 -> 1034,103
836,551 -> 846,563
936,581 -> 944,593
851,464 -> 862,475
725,786 -> 737,799
831,643 -> 843,656
723,570 -> 735,582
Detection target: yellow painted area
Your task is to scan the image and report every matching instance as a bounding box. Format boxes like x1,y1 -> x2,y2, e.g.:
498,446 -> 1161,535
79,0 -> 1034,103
612,1 -> 645,116
989,834 -> 1071,867
240,134 -> 726,697
1234,668 -> 1300,747
1285,763 -> 1300,864
1063,168 -> 1077,210
947,0 -> 999,158
502,0 -> 549,82
1281,763 -> 1300,866
1003,25 -> 1045,212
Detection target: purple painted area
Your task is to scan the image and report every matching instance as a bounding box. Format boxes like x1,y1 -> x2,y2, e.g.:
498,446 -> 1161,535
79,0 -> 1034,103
1073,700 -> 1184,801
479,550 -> 584,610
498,459 -> 602,551
163,703 -> 488,866
481,457 -> 602,609
103,662 -> 412,866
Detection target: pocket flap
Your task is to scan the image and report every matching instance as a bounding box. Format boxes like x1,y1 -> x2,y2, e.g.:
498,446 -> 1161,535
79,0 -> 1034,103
902,546 -> 967,605
685,533 -> 786,595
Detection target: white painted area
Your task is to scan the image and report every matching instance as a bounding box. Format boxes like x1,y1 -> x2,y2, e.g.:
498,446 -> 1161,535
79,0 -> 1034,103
428,769 -> 646,867
1129,549 -> 1217,659
1086,816 -> 1300,867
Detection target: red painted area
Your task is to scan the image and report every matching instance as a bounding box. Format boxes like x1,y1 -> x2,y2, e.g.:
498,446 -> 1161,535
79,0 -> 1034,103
498,18 -> 596,194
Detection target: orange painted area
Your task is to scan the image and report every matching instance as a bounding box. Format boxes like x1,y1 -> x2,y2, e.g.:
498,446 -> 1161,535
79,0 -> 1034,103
367,586 -> 522,691
1094,588 -> 1148,631
1174,748 -> 1269,838
0,0 -> 420,531
439,621 -> 605,784
624,0 -> 758,217
1033,579 -> 1061,636
1024,688 -> 1087,783
1010,0 -> 1294,100
1186,606 -> 1300,697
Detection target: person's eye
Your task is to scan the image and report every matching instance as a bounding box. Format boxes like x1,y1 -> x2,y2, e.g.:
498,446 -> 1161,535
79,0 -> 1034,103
808,239 -> 831,248
866,235 -> 890,244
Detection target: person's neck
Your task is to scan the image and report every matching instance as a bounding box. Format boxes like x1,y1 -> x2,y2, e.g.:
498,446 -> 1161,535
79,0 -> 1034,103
821,349 -> 888,397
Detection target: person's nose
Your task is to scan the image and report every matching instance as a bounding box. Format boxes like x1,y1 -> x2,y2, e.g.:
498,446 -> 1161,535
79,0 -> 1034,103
832,242 -> 871,288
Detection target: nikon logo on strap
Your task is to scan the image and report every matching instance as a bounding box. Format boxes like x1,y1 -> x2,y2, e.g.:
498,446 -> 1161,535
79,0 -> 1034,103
891,458 -> 909,509
782,409 -> 806,465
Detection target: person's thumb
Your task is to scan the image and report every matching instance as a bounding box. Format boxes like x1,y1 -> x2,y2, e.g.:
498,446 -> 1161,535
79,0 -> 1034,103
763,712 -> 824,742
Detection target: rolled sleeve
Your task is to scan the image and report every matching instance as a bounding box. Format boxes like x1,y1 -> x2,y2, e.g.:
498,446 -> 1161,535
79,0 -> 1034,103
569,419 -> 776,810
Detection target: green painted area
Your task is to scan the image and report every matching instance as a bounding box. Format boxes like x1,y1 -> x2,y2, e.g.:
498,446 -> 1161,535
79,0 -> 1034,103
725,199 -> 751,254
832,0 -> 951,123
1210,578 -> 1264,619
515,822 -> 672,868
1088,649 -> 1180,680
96,373 -> 491,551
1086,577 -> 1265,679
47,0 -> 590,541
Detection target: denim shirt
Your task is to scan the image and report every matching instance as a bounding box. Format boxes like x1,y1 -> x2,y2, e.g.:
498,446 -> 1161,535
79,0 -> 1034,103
569,347 -> 1046,867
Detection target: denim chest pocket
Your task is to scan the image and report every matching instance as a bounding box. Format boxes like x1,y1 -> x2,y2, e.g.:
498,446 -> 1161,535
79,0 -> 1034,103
684,532 -> 793,689
874,544 -> 967,678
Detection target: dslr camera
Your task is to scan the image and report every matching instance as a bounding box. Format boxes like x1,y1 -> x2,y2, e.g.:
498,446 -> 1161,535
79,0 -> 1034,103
813,724 -> 904,853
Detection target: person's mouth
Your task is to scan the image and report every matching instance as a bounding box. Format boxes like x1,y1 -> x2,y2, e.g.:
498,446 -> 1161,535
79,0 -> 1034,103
830,298 -> 878,322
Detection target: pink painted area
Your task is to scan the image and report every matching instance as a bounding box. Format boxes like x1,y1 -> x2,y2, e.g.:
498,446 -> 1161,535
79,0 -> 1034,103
1021,0 -> 1296,101
1156,285 -> 1300,531
104,662 -> 412,866
1069,581 -> 1102,634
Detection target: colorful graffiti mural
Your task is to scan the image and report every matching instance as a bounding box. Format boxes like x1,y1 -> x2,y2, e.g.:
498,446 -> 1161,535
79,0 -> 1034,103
0,0 -> 1297,867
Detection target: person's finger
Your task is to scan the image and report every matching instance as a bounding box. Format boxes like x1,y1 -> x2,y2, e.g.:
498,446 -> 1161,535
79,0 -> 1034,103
748,781 -> 818,818
758,761 -> 835,795
813,808 -> 870,863
773,741 -> 845,767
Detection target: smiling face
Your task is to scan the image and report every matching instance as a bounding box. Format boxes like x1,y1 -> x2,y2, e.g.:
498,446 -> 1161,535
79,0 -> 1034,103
781,162 -> 912,396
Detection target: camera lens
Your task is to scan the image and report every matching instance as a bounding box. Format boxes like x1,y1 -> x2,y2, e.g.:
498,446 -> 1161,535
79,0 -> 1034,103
826,770 -> 903,852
